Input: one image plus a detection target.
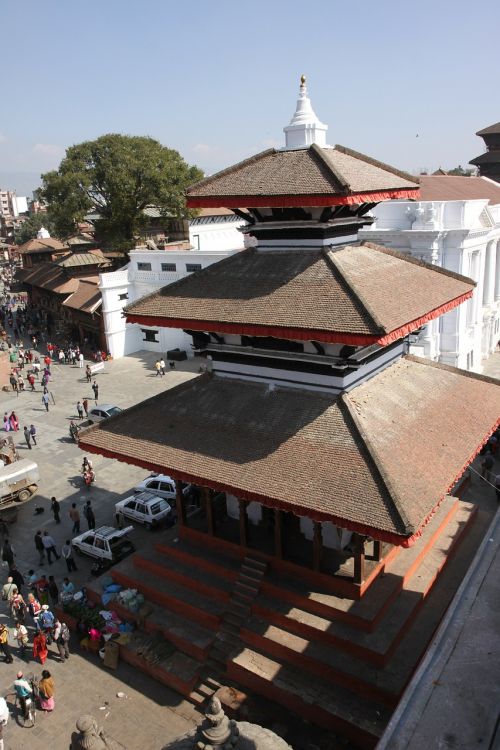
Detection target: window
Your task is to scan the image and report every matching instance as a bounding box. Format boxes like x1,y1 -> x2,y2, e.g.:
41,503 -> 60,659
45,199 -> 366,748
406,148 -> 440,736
125,501 -> 136,510
147,480 -> 159,490
137,262 -> 152,271
186,263 -> 202,273
142,329 -> 159,343
118,293 -> 128,301
160,482 -> 174,494
192,234 -> 200,250
161,263 -> 176,272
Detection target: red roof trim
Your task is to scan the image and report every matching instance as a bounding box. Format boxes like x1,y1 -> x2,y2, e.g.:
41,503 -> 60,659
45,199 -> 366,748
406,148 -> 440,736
186,189 -> 420,209
126,290 -> 472,346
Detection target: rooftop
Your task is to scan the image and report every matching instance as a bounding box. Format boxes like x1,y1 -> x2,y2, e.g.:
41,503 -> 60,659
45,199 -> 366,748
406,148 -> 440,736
419,175 -> 500,203
476,122 -> 500,136
78,356 -> 500,544
124,242 -> 474,346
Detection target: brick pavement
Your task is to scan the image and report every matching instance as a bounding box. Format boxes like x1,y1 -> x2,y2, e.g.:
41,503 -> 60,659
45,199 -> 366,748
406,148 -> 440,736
0,346 -> 202,749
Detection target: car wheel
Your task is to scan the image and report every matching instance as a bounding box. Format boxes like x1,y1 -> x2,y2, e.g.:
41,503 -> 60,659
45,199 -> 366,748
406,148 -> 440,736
18,489 -> 31,502
74,546 -> 83,556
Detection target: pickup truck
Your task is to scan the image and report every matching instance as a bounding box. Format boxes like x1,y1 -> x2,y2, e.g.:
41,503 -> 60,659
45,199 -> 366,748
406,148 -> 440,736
0,458 -> 39,521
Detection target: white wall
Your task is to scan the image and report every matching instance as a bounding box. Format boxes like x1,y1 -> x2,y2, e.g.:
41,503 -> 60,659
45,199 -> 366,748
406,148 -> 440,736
360,199 -> 500,372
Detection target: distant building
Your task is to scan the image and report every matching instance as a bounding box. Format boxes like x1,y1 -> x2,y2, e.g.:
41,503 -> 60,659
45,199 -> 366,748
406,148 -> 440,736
470,122 -> 500,183
359,175 -> 500,371
0,189 -> 28,217
99,209 -> 246,358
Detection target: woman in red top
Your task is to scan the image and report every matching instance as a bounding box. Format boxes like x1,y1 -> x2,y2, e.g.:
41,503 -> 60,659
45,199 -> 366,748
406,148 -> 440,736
33,631 -> 48,665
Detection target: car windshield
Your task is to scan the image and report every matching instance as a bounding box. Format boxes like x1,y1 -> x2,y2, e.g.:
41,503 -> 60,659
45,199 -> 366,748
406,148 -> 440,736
106,407 -> 122,418
151,502 -> 167,515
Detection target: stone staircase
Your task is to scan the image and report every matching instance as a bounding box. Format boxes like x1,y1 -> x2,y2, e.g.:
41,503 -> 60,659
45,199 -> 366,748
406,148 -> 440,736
71,496 -> 487,749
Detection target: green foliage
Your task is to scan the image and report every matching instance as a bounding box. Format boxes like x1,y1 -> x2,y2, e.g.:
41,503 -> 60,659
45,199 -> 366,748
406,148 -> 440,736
447,165 -> 475,177
63,600 -> 106,630
40,134 -> 204,250
14,213 -> 56,245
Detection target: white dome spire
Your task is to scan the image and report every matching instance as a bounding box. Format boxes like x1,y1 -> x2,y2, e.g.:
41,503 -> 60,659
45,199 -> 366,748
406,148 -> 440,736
36,226 -> 50,239
283,75 -> 328,149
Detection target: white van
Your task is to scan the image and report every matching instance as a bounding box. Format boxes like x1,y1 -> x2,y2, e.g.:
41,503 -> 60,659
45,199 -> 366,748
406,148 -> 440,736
0,459 -> 39,511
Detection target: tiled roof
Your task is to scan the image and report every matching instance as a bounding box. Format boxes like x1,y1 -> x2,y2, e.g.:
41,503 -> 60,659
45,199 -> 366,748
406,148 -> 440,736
56,250 -> 111,268
124,242 -> 474,344
78,357 -> 500,543
187,145 -> 419,206
469,151 -> 500,166
476,122 -> 500,136
17,237 -> 67,253
18,263 -> 78,294
62,279 -> 101,314
419,175 -> 500,203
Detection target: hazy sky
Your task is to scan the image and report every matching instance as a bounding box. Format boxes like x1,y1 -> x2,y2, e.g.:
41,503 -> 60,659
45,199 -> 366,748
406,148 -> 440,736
2,0 -> 499,196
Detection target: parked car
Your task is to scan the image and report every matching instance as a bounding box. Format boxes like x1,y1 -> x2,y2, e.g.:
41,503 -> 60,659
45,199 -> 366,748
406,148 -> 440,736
115,491 -> 174,529
71,525 -> 135,563
87,404 -> 123,423
134,473 -> 191,504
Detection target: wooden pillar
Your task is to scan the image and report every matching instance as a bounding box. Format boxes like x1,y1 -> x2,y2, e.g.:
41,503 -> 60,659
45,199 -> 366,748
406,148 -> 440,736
204,488 -> 215,536
373,540 -> 382,562
313,521 -> 322,572
353,536 -> 366,585
274,508 -> 283,559
239,499 -> 248,547
175,480 -> 186,527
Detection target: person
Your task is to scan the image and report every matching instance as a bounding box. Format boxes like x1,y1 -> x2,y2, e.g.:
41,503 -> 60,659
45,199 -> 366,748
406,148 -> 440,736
60,578 -> 75,604
9,373 -> 17,392
13,621 -> 29,655
9,411 -> 19,431
92,380 -> 98,403
48,576 -> 59,607
159,357 -> 166,376
77,401 -> 84,420
69,503 -> 80,534
54,619 -> 70,661
33,630 -> 48,665
27,593 -> 42,629
78,351 -> 84,368
0,696 -> 8,750
58,349 -> 65,365
34,530 -> 45,565
85,364 -> 92,383
83,500 -> 96,529
39,604 -> 55,638
155,360 -> 162,377
1,539 -> 14,568
42,391 -> 50,411
2,413 -> 10,432
0,623 -> 13,663
23,425 -> 32,449
42,531 -> 60,564
27,569 -> 38,595
51,496 -> 61,524
36,575 -> 50,606
29,424 -> 37,445
1,576 -> 17,602
27,372 -> 35,391
17,375 -> 24,392
82,456 -> 93,474
38,669 -> 55,711
82,397 -> 89,417
10,590 -> 26,623
7,565 -> 22,594
481,451 -> 495,483
62,540 -> 77,572
84,469 -> 95,490
13,671 -> 33,718
69,420 -> 79,442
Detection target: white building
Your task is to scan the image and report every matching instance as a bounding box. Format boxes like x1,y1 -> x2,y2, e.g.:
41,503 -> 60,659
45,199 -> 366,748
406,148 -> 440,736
0,190 -> 27,217
100,209 -> 246,358
359,175 -> 500,372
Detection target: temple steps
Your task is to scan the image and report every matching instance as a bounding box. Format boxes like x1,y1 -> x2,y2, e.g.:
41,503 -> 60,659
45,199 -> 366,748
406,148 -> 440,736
227,648 -> 390,749
251,501 -> 476,666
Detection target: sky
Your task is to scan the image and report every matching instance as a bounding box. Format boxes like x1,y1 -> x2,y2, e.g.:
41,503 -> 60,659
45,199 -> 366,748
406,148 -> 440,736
1,0 -> 499,196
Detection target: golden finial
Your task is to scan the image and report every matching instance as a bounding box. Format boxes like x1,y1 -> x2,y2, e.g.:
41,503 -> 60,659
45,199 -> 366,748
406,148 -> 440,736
300,74 -> 306,86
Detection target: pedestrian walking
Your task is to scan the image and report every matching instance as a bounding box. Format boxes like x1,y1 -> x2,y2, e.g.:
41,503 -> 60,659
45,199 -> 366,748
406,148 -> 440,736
51,497 -> 61,524
1,576 -> 17,603
54,620 -> 70,661
42,391 -> 50,411
38,669 -> 55,711
13,621 -> 29,656
23,425 -> 32,450
17,375 -> 24,392
77,401 -> 84,420
27,593 -> 41,628
48,576 -> 59,607
27,372 -> 35,391
9,412 -> 19,432
85,364 -> 92,383
34,531 -> 45,565
78,352 -> 84,368
82,398 -> 89,417
29,424 -> 37,445
155,360 -> 162,377
61,540 -> 77,572
69,503 -> 80,534
10,592 -> 26,624
92,380 -> 98,403
83,500 -> 96,530
0,624 -> 13,663
33,631 -> 48,665
36,575 -> 50,606
42,531 -> 60,564
160,358 -> 166,376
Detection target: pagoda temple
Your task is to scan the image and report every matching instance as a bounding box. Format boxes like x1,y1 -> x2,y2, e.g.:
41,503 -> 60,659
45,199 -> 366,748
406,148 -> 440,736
470,121 -> 500,183
79,80 -> 500,748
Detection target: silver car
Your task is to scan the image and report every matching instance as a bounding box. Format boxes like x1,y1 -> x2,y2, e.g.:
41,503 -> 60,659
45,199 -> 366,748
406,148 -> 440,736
88,404 -> 123,423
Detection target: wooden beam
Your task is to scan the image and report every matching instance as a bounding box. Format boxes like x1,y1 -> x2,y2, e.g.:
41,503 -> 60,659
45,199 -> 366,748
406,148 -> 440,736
274,509 -> 283,559
204,488 -> 215,536
373,540 -> 382,562
313,521 -> 322,572
239,499 -> 248,547
175,480 -> 186,526
353,536 -> 365,585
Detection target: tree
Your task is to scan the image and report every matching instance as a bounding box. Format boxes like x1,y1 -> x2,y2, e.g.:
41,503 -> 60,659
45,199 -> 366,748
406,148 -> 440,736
40,134 -> 204,250
447,165 -> 475,177
14,213 -> 56,245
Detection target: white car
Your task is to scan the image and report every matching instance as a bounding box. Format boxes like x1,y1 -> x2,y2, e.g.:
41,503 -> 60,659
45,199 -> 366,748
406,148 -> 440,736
115,491 -> 174,529
71,525 -> 135,563
88,404 -> 123,423
134,473 -> 191,504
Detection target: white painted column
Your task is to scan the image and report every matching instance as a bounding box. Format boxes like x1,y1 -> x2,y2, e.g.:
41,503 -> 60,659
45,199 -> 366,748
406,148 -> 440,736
495,241 -> 500,301
483,241 -> 496,305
